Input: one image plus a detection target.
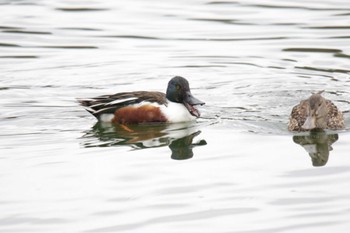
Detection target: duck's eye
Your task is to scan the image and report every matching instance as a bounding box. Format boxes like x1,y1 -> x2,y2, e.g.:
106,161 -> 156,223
176,84 -> 181,90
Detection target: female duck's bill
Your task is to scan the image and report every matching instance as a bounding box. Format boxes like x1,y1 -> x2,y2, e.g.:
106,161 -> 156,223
78,76 -> 205,124
288,91 -> 345,131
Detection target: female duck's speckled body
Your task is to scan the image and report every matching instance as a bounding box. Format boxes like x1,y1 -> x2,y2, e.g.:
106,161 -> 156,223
288,91 -> 345,131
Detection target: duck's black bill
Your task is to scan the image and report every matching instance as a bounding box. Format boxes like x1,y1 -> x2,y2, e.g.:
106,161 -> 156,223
185,92 -> 205,106
184,92 -> 205,117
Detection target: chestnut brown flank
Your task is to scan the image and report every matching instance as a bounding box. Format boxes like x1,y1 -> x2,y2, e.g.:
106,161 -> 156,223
113,105 -> 167,124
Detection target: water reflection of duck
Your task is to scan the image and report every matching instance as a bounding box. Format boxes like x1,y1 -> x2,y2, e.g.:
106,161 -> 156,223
81,122 -> 207,160
77,76 -> 205,124
288,91 -> 344,131
292,129 -> 339,166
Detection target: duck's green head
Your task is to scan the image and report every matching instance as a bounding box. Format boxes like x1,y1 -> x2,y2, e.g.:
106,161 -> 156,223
302,92 -> 328,130
166,76 -> 205,117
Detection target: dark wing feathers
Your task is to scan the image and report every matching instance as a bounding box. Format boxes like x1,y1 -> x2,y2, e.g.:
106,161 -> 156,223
78,91 -> 167,118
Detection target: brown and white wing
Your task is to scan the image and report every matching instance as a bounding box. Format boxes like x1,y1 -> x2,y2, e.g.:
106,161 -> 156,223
326,100 -> 345,129
78,91 -> 167,118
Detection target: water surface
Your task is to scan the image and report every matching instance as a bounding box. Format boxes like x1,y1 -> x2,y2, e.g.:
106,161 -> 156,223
1,0 -> 350,232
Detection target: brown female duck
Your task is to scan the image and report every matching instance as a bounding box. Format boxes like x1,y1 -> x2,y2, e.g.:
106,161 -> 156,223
288,91 -> 345,131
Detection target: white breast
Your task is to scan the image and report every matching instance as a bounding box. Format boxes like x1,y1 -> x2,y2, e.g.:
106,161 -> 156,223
160,101 -> 196,123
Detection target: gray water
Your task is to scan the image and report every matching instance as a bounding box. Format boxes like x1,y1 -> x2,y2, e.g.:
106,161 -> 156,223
1,0 -> 350,232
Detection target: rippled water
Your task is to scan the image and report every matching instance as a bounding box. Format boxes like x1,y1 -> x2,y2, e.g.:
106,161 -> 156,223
1,0 -> 350,232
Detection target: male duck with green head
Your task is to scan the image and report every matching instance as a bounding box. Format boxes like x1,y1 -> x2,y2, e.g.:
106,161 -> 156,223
78,76 -> 205,124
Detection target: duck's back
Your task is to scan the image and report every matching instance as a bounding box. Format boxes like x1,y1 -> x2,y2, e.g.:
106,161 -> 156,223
78,91 -> 167,118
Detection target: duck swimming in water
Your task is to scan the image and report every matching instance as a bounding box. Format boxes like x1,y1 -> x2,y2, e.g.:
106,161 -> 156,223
78,76 -> 205,124
288,91 -> 345,131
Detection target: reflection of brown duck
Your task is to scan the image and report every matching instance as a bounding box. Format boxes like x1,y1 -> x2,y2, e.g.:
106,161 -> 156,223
288,91 -> 344,131
293,129 -> 339,166
102,123 -> 167,145
81,122 -> 207,160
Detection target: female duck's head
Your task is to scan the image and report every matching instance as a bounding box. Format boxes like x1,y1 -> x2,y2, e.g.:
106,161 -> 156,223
302,92 -> 328,130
